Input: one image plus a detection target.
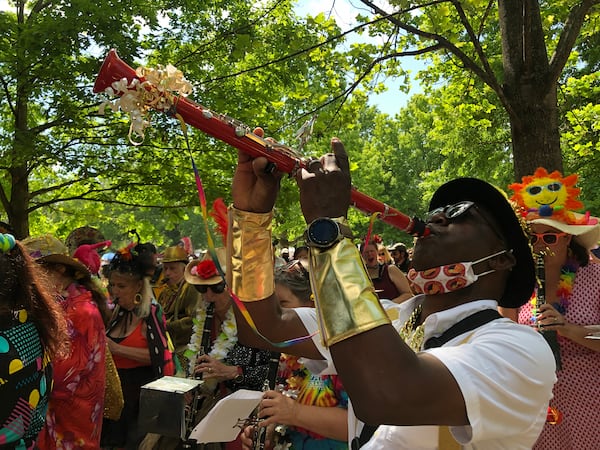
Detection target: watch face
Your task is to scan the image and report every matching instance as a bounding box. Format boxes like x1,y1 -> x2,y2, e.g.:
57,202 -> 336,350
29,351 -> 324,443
309,219 -> 340,246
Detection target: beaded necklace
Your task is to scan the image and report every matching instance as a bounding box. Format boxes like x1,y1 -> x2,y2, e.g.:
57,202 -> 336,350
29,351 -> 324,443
399,304 -> 425,351
530,260 -> 577,321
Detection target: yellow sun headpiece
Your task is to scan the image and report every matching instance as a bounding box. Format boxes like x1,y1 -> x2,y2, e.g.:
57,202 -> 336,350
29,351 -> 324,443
509,167 -> 592,225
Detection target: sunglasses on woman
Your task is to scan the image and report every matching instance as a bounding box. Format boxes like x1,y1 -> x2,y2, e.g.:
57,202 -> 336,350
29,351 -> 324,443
530,232 -> 567,246
196,281 -> 227,294
281,259 -> 310,280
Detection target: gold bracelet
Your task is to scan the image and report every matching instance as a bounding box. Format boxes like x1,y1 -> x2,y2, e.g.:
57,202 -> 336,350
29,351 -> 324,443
309,238 -> 390,346
227,207 -> 275,301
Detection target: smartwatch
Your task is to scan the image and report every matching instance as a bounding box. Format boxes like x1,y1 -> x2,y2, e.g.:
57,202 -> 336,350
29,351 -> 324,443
305,218 -> 352,249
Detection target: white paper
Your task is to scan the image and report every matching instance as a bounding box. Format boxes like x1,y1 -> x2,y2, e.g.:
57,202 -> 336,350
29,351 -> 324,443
189,389 -> 263,443
584,325 -> 600,339
142,376 -> 203,392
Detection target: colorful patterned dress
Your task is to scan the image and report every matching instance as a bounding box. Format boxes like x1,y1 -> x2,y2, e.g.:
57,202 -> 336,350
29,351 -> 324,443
37,284 -> 106,450
276,354 -> 348,450
518,263 -> 600,450
0,309 -> 52,449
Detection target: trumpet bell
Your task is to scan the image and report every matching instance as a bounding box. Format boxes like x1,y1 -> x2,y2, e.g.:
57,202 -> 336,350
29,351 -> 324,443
93,49 -> 137,94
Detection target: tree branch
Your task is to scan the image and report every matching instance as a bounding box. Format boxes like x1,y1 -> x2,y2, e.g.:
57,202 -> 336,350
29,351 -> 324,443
548,0 -> 600,88
202,9 -> 408,84
451,0 -> 502,93
358,0 -> 499,92
0,75 -> 15,115
304,46 -> 442,128
28,191 -> 196,213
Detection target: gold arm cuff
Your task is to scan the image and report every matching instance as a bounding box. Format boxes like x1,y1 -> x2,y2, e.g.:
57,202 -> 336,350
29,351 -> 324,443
309,239 -> 391,347
227,207 -> 275,302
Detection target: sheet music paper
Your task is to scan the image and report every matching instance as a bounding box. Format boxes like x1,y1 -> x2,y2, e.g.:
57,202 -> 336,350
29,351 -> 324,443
189,389 -> 263,443
585,325 -> 600,339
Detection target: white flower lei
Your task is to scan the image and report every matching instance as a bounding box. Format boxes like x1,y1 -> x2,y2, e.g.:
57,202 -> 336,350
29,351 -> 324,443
185,303 -> 238,375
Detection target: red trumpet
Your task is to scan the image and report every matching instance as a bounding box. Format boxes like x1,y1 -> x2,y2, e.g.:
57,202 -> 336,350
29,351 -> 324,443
93,49 -> 428,237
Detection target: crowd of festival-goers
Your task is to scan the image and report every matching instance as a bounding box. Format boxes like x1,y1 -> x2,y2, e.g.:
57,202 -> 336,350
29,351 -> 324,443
1,162 -> 599,450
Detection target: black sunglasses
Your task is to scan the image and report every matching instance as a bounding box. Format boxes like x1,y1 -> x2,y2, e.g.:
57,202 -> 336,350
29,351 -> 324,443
426,201 -> 476,222
426,201 -> 505,242
196,281 -> 227,294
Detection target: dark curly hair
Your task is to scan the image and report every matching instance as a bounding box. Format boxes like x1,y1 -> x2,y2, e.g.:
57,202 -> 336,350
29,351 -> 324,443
107,242 -> 157,280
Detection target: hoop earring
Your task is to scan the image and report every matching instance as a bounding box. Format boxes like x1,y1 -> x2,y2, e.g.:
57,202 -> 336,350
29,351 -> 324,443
134,293 -> 142,305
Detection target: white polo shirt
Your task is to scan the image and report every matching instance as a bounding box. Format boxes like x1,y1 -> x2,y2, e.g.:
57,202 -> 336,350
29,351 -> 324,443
295,296 -> 556,449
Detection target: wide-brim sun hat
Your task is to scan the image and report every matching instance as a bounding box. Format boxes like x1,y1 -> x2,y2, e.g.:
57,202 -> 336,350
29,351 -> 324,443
22,234 -> 91,279
529,213 -> 600,250
508,167 -> 600,251
65,226 -> 105,254
429,178 -> 535,308
184,247 -> 227,286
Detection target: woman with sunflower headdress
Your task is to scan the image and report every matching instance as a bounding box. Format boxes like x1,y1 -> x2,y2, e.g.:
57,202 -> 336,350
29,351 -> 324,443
507,168 -> 600,450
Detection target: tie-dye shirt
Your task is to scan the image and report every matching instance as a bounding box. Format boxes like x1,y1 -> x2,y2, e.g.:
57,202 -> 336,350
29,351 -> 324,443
276,354 -> 348,449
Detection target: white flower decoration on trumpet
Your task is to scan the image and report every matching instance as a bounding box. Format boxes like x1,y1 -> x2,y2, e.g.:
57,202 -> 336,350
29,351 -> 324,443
99,64 -> 193,145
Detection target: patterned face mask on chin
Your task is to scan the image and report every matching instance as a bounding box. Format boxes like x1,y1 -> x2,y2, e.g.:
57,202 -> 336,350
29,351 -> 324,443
407,250 -> 508,295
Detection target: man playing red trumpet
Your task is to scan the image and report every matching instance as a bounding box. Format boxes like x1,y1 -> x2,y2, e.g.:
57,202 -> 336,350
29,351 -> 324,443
229,137 -> 555,449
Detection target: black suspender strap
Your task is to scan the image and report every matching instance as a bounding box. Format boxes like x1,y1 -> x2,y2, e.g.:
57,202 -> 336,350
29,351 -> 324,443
424,309 -> 502,349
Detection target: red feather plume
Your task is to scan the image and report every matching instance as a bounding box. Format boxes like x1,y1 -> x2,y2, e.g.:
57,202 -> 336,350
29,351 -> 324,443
210,198 -> 229,245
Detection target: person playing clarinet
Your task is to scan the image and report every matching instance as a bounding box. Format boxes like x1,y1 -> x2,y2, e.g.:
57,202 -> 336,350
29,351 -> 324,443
503,168 -> 600,450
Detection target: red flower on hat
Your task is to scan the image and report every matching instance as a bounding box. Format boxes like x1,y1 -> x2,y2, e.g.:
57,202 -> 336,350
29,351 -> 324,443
191,260 -> 218,279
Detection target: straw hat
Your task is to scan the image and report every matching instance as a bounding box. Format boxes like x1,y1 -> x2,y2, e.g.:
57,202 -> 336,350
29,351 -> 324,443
509,167 -> 600,250
161,245 -> 189,263
529,213 -> 600,250
65,226 -> 105,254
184,248 -> 226,286
22,234 -> 91,279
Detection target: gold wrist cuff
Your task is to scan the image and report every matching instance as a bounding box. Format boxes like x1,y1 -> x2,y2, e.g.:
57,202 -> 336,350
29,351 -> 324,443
228,207 -> 275,301
309,239 -> 390,347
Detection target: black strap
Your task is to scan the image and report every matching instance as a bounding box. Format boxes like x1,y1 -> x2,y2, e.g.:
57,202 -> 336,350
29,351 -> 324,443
351,424 -> 379,450
424,309 -> 501,349
351,308 -> 502,448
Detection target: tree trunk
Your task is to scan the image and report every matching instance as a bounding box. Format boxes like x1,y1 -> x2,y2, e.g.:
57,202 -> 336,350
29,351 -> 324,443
508,85 -> 563,180
7,165 -> 30,240
10,73 -> 32,239
498,0 -> 564,180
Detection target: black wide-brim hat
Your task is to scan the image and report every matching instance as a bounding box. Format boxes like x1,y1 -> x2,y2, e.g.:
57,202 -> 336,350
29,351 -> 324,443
429,178 -> 535,308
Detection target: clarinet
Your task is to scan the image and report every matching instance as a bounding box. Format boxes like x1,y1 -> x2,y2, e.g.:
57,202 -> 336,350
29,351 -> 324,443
252,351 -> 281,450
93,49 -> 429,238
198,302 -> 216,370
535,253 -> 562,370
183,302 -> 216,447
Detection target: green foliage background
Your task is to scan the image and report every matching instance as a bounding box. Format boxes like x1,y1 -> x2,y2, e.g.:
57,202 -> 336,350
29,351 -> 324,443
0,0 -> 598,252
